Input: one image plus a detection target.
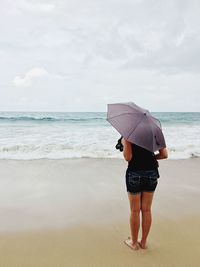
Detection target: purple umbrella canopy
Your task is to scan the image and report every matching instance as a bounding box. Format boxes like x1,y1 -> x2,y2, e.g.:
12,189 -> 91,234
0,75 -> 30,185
106,102 -> 166,152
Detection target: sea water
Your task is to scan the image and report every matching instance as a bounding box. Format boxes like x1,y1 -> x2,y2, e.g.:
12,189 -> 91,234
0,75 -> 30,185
0,111 -> 199,159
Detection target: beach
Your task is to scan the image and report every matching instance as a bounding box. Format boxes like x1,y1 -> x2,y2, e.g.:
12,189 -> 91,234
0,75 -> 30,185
0,158 -> 200,266
1,0 -> 200,264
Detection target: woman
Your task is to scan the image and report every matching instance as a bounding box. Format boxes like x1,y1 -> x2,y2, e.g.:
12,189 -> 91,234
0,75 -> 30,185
122,138 -> 168,250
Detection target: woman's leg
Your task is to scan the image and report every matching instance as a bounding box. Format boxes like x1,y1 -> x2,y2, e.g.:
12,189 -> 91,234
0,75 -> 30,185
140,191 -> 154,249
128,193 -> 141,249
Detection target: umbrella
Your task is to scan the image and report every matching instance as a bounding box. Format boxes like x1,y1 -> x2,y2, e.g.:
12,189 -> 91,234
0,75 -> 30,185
106,102 -> 166,152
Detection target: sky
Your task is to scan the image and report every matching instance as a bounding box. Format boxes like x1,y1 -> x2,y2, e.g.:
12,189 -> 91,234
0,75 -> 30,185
0,0 -> 200,112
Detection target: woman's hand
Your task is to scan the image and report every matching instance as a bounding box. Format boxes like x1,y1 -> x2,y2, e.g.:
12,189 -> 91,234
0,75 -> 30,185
122,138 -> 132,162
155,148 -> 168,160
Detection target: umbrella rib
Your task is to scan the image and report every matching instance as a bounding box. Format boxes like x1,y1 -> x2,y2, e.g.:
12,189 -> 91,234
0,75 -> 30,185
126,115 -> 146,140
107,112 -> 143,120
149,118 -> 166,150
152,119 -> 163,131
149,121 -> 155,152
150,116 -> 162,129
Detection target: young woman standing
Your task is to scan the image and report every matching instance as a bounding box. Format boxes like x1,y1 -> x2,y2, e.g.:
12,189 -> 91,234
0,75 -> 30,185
122,138 -> 168,250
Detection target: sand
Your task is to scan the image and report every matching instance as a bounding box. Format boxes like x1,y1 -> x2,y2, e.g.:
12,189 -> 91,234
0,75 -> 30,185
0,158 -> 200,266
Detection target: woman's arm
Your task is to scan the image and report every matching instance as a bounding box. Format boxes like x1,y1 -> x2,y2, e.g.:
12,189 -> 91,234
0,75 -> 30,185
121,138 -> 132,161
155,148 -> 168,160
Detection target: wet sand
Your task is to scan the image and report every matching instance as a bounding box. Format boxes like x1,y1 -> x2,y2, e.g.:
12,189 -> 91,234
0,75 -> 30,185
0,158 -> 200,266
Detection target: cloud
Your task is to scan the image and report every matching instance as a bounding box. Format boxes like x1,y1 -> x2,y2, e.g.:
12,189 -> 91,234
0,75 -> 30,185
17,1 -> 55,13
14,67 -> 49,87
1,0 -> 200,111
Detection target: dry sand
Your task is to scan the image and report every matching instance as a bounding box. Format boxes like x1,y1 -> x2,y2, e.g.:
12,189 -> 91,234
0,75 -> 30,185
0,158 -> 200,266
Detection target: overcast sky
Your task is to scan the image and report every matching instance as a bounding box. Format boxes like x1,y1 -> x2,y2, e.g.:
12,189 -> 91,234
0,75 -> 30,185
0,0 -> 200,112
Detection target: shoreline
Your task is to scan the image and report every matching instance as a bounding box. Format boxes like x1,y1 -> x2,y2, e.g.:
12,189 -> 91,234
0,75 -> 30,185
0,156 -> 199,161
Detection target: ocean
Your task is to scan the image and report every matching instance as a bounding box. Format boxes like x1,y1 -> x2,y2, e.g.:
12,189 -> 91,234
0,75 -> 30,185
0,111 -> 199,160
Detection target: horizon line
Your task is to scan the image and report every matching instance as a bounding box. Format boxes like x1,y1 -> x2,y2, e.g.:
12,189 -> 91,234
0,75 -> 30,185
0,110 -> 199,113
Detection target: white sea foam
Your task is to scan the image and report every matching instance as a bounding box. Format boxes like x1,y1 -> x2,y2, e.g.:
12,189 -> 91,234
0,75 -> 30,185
0,112 -> 199,160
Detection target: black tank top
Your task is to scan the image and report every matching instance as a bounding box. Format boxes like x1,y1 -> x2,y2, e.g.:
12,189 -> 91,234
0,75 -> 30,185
127,143 -> 159,171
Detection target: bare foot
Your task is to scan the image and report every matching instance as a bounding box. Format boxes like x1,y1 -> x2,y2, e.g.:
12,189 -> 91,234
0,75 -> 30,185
138,240 -> 147,249
124,238 -> 140,250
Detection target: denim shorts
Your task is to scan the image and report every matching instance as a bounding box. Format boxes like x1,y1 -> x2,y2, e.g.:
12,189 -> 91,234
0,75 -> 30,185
125,169 -> 160,195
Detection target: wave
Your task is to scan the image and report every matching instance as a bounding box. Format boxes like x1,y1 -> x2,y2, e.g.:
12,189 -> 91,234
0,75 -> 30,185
0,112 -> 199,125
0,112 -> 200,160
0,144 -> 199,160
0,116 -> 105,123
